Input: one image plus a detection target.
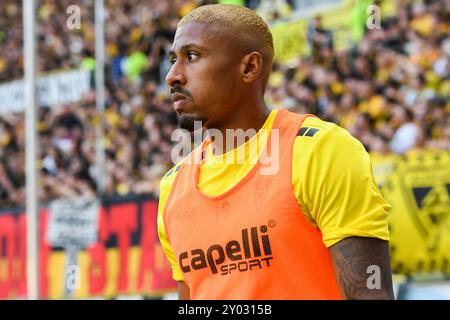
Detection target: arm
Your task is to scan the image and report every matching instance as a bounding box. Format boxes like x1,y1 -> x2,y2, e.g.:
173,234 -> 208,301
329,236 -> 394,300
177,281 -> 190,300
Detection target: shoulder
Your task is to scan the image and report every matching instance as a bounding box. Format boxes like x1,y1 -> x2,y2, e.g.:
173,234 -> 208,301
159,139 -> 209,198
158,160 -> 184,199
292,117 -> 391,247
292,116 -> 367,223
297,116 -> 337,137
294,116 -> 366,158
161,162 -> 183,184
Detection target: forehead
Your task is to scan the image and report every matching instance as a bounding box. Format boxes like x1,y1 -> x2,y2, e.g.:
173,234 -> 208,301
172,22 -> 226,52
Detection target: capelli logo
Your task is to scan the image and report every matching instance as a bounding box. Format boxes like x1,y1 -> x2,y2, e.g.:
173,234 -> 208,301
179,224 -> 274,276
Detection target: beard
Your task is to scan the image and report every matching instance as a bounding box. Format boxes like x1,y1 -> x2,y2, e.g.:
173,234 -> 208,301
178,114 -> 206,132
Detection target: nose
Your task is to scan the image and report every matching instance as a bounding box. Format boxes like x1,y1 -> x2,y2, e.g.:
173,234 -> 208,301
165,61 -> 187,87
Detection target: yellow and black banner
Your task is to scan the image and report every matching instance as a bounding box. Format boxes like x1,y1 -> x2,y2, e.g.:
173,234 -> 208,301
270,0 -> 398,62
372,150 -> 450,275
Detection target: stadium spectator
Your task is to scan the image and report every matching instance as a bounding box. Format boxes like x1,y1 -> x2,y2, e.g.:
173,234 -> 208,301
0,0 -> 448,207
307,15 -> 333,65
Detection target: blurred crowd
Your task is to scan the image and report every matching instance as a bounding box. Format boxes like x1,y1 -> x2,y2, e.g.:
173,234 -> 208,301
1,0 -> 188,206
267,0 -> 449,155
0,0 -> 449,207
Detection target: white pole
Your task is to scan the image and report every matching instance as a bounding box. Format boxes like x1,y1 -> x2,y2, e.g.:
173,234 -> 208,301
95,0 -> 106,194
23,0 -> 39,300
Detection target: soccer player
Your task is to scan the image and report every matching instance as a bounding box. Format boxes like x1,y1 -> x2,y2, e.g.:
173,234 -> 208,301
158,4 -> 394,300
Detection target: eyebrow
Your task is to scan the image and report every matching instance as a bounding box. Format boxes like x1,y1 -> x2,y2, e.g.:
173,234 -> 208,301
168,43 -> 208,57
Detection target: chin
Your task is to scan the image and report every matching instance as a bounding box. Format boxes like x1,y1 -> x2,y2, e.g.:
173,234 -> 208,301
178,114 -> 205,132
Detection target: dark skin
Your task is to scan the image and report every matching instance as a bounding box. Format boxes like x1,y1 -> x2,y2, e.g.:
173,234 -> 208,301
166,22 -> 394,300
166,22 -> 270,154
330,237 -> 394,299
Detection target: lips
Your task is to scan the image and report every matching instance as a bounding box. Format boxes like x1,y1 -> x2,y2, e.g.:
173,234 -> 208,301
171,93 -> 189,111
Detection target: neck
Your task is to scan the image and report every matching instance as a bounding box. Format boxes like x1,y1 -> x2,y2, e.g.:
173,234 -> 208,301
207,98 -> 271,155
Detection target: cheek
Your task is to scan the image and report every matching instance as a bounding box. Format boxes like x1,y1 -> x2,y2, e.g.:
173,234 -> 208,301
185,56 -> 241,114
205,65 -> 239,95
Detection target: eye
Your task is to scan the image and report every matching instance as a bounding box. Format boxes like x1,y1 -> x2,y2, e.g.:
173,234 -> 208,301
187,51 -> 199,61
169,56 -> 177,65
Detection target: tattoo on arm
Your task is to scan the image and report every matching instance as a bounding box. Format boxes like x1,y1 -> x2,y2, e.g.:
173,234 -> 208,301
329,236 -> 395,300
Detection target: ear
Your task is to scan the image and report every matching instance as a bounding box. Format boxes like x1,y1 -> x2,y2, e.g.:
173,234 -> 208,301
240,52 -> 264,84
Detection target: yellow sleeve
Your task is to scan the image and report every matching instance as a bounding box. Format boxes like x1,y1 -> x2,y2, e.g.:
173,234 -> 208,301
292,117 -> 391,248
157,163 -> 184,281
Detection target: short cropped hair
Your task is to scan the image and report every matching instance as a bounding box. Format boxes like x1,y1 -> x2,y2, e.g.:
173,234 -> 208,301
178,4 -> 274,69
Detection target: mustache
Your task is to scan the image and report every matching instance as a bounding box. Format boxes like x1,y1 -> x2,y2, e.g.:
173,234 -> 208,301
170,86 -> 192,98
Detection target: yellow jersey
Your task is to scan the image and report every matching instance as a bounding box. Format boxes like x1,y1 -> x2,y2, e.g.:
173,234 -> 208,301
158,109 -> 391,281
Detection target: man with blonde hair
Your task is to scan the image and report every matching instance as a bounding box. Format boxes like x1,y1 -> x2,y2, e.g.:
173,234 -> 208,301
158,4 -> 394,300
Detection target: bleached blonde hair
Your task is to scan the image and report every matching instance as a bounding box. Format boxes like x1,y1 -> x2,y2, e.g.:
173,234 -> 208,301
178,4 -> 274,69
